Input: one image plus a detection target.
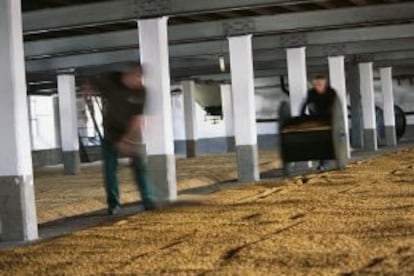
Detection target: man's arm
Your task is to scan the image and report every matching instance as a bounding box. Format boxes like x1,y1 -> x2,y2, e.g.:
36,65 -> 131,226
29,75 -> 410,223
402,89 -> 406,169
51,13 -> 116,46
328,88 -> 338,114
123,115 -> 145,142
300,95 -> 310,116
116,115 -> 145,155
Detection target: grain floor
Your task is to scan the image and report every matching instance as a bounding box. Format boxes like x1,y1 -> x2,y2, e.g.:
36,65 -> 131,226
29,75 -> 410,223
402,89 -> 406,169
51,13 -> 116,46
34,151 -> 279,224
0,149 -> 413,275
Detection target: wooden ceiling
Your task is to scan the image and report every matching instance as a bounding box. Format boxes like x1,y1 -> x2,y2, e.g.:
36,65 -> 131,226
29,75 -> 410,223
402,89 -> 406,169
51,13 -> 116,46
22,0 -> 409,41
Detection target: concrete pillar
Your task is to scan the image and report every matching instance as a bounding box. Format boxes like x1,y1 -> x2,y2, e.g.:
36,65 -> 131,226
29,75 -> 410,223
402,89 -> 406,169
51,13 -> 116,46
0,0 -> 38,242
138,17 -> 177,202
286,47 -> 308,116
347,63 -> 364,149
53,95 -> 62,148
359,62 -> 378,151
57,71 -> 81,175
220,84 -> 235,152
286,47 -> 314,169
27,96 -> 35,150
77,97 -> 89,147
328,56 -> 351,157
380,67 -> 397,147
228,35 -> 259,182
181,80 -> 198,158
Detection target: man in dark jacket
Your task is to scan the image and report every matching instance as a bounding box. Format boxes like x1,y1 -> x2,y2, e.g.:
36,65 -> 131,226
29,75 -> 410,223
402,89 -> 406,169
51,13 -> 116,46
83,64 -> 155,215
301,75 -> 337,171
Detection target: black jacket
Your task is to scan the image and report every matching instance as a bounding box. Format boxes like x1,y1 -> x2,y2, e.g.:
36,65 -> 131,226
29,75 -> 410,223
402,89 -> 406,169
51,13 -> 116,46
300,87 -> 337,117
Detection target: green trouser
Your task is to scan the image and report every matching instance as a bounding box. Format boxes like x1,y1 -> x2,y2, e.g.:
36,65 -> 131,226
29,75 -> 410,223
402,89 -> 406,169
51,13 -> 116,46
102,139 -> 154,209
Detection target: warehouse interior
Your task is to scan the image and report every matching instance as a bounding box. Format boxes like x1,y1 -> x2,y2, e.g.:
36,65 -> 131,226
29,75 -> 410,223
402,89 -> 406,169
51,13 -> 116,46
0,0 -> 413,274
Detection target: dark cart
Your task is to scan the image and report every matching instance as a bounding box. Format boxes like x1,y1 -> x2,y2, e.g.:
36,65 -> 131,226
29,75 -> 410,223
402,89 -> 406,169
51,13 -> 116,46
278,97 -> 348,175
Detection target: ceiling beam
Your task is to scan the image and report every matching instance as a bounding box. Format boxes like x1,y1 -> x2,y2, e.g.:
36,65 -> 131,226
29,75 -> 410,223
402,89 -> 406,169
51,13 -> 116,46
27,63 -> 414,89
25,40 -> 414,73
173,56 -> 414,80
23,2 -> 414,43
313,0 -> 335,9
25,23 -> 414,59
184,50 -> 414,67
23,0 -> 305,33
168,3 -> 414,42
348,0 -> 369,6
191,64 -> 414,82
25,7 -> 414,57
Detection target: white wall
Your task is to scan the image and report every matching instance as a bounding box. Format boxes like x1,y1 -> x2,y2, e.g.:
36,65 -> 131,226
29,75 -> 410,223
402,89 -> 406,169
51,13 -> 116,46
255,79 -> 289,135
77,97 -> 89,145
171,80 -> 285,141
28,95 -> 59,150
375,79 -> 414,124
171,88 -> 186,140
172,87 -> 226,140
79,96 -> 103,146
28,79 -> 288,151
29,78 -> 414,150
29,95 -> 105,151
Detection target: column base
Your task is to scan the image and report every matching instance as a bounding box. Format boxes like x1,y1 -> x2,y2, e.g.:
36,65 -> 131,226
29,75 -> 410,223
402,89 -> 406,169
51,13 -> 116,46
385,126 -> 397,147
0,175 -> 38,242
185,140 -> 197,158
236,145 -> 260,182
351,128 -> 364,149
148,154 -> 177,202
226,137 -> 236,153
62,151 -> 80,175
364,128 -> 378,151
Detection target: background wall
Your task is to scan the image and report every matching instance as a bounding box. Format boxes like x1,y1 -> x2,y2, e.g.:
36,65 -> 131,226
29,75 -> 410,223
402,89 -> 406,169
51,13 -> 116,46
28,76 -> 414,165
375,78 -> 414,125
382,78 -> 414,140
28,95 -> 60,150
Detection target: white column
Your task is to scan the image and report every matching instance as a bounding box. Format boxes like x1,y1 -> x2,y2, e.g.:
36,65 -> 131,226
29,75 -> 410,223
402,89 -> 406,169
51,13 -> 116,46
329,56 -> 351,157
287,47 -> 308,116
77,97 -> 89,146
228,35 -> 259,182
380,67 -> 397,147
57,71 -> 81,175
287,47 -> 313,169
138,17 -> 177,202
182,80 -> 198,157
220,84 -> 235,152
27,96 -> 35,150
359,62 -> 378,151
0,0 -> 38,241
53,95 -> 62,148
347,63 -> 364,149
